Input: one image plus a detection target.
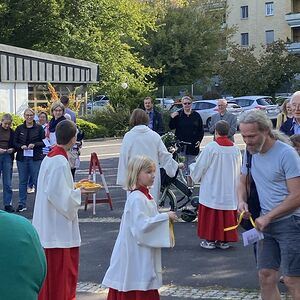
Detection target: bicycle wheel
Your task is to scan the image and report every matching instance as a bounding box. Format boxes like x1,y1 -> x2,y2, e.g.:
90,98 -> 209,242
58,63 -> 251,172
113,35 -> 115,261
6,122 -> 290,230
159,189 -> 176,211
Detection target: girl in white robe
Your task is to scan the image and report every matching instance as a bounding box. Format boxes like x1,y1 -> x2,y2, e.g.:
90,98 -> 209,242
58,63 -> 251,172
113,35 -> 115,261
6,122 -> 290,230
102,155 -> 177,300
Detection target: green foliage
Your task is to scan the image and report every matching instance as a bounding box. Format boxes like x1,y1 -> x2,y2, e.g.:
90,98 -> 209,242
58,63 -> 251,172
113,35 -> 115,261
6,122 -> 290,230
76,118 -> 106,139
0,0 -> 158,107
218,41 -> 300,96
0,113 -> 24,130
83,105 -> 131,137
141,1 -> 232,85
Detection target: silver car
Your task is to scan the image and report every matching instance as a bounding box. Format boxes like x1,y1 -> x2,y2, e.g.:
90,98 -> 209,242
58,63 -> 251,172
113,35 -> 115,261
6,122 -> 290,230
232,96 -> 280,125
155,98 -> 174,110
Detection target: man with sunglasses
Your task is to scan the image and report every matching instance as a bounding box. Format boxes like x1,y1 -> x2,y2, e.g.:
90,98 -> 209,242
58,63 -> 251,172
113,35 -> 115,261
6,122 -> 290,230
169,96 -> 204,183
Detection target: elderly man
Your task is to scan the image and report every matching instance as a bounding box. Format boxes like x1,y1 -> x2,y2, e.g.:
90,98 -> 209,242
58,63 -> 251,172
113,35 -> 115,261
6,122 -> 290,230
280,91 -> 300,136
238,110 -> 300,300
209,99 -> 237,141
143,96 -> 164,135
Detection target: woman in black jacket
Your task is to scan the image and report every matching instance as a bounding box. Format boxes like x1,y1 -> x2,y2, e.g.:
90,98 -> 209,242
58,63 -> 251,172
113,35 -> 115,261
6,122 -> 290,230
169,96 -> 204,184
14,108 -> 45,212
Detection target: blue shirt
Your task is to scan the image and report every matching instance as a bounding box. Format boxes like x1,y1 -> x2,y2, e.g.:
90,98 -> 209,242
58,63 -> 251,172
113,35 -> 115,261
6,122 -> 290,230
293,118 -> 300,134
147,110 -> 154,130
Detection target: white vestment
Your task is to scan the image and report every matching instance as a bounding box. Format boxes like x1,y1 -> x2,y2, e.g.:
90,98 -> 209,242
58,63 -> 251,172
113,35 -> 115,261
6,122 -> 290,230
102,190 -> 171,291
190,141 -> 242,210
117,125 -> 178,202
32,154 -> 81,248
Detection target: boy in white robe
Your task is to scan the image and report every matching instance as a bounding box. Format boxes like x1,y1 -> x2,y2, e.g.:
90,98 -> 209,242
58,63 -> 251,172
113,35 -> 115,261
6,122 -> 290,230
32,120 -> 82,300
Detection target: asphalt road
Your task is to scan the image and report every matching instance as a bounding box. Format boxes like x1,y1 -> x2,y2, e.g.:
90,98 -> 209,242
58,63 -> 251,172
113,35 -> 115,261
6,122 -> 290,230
3,134 -> 288,299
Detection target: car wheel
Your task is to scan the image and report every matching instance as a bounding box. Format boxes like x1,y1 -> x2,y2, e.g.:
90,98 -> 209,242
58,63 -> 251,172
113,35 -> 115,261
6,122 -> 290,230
206,117 -> 211,128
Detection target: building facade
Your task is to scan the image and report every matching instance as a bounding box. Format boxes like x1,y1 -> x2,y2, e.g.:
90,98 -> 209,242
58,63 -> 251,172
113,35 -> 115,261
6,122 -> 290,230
226,0 -> 300,54
0,44 -> 99,115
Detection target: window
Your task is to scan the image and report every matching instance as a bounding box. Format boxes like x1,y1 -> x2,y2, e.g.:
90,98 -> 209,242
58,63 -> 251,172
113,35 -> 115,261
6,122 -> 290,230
265,2 -> 274,16
265,30 -> 274,44
241,33 -> 249,46
241,6 -> 248,19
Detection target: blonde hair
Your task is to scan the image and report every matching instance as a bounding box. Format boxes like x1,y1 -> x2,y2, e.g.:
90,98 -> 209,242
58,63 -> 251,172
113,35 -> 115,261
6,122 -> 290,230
126,155 -> 156,191
50,101 -> 65,115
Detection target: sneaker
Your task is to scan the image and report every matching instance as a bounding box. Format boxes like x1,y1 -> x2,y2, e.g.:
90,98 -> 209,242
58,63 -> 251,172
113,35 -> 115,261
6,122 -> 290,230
4,205 -> 15,213
215,241 -> 230,249
200,240 -> 216,249
16,205 -> 27,212
27,187 -> 35,194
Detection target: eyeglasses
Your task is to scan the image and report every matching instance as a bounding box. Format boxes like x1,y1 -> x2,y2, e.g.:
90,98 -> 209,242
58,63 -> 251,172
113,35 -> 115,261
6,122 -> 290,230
183,102 -> 192,105
54,109 -> 63,112
25,114 -> 34,117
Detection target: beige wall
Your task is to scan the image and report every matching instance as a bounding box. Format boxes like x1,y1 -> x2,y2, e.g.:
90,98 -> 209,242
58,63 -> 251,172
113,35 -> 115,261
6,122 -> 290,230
227,0 -> 292,54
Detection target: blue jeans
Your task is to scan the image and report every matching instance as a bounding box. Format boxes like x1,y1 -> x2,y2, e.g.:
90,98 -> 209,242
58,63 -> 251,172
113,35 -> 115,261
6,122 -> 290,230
257,215 -> 300,276
17,158 -> 42,206
0,153 -> 13,206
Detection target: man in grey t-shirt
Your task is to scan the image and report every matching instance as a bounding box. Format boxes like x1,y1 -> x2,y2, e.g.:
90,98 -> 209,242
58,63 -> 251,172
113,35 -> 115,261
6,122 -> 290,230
238,110 -> 300,300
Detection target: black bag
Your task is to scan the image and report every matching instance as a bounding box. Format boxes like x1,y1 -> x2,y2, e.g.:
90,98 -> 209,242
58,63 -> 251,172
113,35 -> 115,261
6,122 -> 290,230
240,151 -> 261,230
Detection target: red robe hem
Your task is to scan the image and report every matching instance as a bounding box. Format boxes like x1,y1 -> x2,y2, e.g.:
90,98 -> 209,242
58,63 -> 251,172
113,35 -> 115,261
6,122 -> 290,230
197,204 -> 238,242
107,288 -> 160,300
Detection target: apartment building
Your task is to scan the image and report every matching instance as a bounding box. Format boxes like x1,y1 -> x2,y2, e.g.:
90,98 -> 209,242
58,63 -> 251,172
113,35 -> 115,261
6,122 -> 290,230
226,0 -> 300,54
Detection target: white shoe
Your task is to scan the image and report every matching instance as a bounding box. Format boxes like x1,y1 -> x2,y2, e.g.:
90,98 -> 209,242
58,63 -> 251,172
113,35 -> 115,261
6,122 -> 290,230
200,240 -> 216,249
27,187 -> 35,194
215,241 -> 230,249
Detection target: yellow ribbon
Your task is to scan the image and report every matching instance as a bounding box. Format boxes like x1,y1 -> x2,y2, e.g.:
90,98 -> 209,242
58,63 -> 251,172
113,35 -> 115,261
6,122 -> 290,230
169,220 -> 175,247
224,211 -> 256,232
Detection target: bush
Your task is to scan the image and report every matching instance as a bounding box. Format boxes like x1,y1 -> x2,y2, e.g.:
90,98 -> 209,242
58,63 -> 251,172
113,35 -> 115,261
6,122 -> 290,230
77,118 -> 106,139
83,104 -> 131,137
0,113 -> 24,129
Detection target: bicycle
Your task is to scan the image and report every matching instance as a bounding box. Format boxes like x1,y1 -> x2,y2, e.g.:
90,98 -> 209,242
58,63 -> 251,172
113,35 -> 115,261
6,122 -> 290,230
159,134 -> 199,222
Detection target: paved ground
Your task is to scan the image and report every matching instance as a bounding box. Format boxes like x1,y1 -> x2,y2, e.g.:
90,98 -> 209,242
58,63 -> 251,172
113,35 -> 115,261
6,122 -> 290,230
2,134 -> 291,300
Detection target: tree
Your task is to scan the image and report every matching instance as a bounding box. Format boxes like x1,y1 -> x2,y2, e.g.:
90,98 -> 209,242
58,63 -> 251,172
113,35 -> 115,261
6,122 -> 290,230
218,41 -> 300,97
0,0 -> 158,107
140,1 -> 231,85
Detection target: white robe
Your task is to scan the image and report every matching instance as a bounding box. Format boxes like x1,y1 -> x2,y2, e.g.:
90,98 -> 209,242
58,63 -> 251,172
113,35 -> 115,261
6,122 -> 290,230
117,125 -> 178,202
190,141 -> 242,210
32,154 -> 81,248
102,190 -> 171,291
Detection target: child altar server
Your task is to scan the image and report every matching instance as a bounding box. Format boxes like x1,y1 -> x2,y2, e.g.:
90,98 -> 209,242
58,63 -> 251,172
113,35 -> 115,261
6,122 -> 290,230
32,120 -> 82,300
102,155 -> 177,300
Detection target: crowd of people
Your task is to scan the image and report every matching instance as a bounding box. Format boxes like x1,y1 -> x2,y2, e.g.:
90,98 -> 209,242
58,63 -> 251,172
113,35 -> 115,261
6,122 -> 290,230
0,92 -> 300,300
0,96 -> 81,214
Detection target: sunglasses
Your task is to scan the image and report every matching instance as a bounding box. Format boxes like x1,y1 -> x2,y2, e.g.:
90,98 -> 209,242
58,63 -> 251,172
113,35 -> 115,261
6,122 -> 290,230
183,102 -> 192,105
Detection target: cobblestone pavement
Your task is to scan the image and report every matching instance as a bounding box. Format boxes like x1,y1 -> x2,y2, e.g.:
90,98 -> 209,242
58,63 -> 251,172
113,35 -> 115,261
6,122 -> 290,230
77,281 -> 292,300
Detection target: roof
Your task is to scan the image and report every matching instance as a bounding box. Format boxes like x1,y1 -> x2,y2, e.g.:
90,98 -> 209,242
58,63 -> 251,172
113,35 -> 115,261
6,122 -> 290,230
0,43 -> 99,84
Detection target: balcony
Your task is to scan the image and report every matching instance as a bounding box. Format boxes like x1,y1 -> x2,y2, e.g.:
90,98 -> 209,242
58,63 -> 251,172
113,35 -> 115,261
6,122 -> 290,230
286,42 -> 300,54
285,12 -> 300,27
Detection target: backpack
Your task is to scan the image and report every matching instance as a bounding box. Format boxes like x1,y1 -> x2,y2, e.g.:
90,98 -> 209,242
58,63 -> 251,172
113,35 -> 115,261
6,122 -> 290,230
240,151 -> 261,230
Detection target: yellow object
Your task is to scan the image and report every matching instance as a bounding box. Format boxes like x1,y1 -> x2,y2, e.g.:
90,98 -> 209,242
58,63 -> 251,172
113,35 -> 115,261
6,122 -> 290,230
169,220 -> 175,247
74,180 -> 102,191
224,211 -> 256,232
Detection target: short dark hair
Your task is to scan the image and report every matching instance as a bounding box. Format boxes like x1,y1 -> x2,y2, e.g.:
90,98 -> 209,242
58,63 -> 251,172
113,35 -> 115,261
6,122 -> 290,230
215,120 -> 230,136
55,120 -> 77,145
129,108 -> 149,127
60,95 -> 69,105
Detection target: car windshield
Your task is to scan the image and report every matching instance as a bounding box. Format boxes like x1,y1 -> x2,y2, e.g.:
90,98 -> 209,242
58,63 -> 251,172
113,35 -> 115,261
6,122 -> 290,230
257,98 -> 273,106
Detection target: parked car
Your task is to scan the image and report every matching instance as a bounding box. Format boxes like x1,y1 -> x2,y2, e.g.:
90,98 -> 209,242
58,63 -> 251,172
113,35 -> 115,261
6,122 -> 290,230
87,99 -> 109,112
232,96 -> 280,125
155,98 -> 174,110
168,100 -> 242,128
